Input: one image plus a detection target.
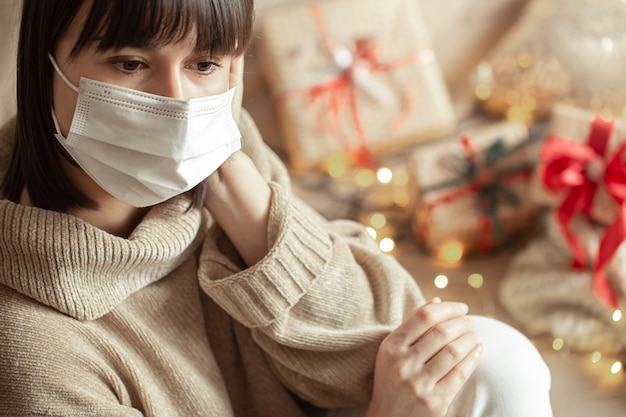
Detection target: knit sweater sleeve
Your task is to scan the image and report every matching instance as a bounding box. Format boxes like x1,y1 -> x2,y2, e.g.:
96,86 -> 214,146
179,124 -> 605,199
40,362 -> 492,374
0,289 -> 142,417
198,111 -> 426,407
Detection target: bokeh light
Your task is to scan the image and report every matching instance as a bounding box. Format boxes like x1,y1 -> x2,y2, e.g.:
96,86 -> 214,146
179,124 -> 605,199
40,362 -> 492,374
376,167 -> 393,184
438,241 -> 464,265
467,273 -> 484,289
369,213 -> 387,229
434,275 -> 449,289
612,310 -> 622,322
379,238 -> 395,253
552,338 -> 565,351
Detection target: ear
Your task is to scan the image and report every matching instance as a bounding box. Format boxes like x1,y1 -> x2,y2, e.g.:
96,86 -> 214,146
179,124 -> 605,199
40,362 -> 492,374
229,55 -> 244,123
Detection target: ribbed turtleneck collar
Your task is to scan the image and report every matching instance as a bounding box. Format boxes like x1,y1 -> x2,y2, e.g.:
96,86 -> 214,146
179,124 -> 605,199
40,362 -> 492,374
0,197 -> 205,320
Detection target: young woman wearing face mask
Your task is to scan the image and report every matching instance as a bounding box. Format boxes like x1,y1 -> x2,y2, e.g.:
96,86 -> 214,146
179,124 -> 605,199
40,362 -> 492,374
0,1 -> 554,416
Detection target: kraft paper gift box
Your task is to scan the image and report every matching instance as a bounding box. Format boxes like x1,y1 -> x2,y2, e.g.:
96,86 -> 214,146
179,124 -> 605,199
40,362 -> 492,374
530,104 -> 626,227
408,121 -> 540,253
257,0 -> 455,172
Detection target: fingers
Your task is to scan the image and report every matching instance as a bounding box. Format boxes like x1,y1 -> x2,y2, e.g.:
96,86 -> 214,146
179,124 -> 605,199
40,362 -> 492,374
420,327 -> 481,382
432,343 -> 482,396
386,300 -> 469,347
411,315 -> 476,364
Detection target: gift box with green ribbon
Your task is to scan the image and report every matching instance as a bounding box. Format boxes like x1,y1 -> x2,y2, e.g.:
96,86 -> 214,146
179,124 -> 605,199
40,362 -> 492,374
257,0 -> 455,172
408,121 -> 540,254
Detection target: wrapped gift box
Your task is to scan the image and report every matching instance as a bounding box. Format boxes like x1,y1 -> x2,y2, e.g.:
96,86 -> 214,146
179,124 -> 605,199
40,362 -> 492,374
530,104 -> 626,307
257,0 -> 455,172
530,104 -> 626,226
408,120 -> 540,253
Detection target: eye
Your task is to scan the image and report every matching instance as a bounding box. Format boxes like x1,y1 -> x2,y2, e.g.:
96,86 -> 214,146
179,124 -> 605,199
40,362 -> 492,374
188,60 -> 221,74
114,60 -> 146,74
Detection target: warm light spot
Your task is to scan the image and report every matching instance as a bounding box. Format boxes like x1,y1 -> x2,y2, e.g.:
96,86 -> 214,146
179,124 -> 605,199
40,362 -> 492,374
439,242 -> 464,265
507,106 -> 529,124
612,310 -> 622,322
610,361 -> 623,375
379,238 -> 395,253
393,168 -> 410,187
467,273 -> 484,289
434,275 -> 449,289
370,213 -> 387,229
393,190 -> 410,208
376,167 -> 393,184
475,84 -> 491,100
365,227 -> 377,240
552,338 -> 565,351
475,61 -> 493,83
355,169 -> 375,187
327,156 -> 347,178
517,52 -> 532,68
591,351 -> 602,364
601,37 -> 614,53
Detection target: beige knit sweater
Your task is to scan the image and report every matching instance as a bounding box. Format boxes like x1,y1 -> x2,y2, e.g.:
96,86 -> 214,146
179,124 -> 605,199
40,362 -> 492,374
0,111 -> 425,417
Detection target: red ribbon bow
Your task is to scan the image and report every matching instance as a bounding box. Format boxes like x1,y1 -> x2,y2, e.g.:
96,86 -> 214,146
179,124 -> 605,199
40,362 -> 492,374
539,116 -> 622,307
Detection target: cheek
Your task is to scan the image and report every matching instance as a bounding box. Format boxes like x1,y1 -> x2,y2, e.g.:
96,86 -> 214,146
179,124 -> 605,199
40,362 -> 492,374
190,71 -> 231,99
52,75 -> 78,137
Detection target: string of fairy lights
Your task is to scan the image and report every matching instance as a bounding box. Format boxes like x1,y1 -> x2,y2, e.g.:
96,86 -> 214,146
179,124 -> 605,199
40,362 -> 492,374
299,153 -> 626,381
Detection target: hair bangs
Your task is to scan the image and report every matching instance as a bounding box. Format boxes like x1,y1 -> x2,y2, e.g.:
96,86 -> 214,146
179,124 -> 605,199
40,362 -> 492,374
71,0 -> 252,57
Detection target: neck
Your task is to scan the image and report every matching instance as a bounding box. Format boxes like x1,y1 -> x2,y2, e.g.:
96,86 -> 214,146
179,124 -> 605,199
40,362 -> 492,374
68,201 -> 148,238
20,186 -> 147,238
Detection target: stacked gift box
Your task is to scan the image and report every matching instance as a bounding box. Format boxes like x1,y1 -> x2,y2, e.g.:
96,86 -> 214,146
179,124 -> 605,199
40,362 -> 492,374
256,0 -> 455,172
499,104 -> 626,353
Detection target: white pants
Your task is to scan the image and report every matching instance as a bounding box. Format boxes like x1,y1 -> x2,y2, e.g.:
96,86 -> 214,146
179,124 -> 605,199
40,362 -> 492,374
445,316 -> 553,417
328,316 -> 553,417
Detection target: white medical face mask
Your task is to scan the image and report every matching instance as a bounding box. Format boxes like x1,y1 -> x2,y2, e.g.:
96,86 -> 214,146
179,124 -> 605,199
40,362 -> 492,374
49,53 -> 241,207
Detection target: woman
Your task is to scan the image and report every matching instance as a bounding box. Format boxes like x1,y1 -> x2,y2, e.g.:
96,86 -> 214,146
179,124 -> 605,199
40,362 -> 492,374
0,0 -> 553,416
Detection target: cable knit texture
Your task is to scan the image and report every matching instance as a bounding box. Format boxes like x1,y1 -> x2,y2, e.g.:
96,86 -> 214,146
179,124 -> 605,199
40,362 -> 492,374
0,110 -> 424,416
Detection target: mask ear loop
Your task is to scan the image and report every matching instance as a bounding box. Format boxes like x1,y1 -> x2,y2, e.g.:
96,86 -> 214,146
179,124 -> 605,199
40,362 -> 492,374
48,52 -> 81,168
48,53 -> 78,142
48,53 -> 80,93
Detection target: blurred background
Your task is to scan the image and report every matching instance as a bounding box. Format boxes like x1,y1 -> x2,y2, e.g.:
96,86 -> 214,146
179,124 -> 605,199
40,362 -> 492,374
1,0 -> 625,415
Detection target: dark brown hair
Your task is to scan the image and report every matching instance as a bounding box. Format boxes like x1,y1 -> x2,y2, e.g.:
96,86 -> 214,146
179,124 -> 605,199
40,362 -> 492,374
2,0 -> 254,211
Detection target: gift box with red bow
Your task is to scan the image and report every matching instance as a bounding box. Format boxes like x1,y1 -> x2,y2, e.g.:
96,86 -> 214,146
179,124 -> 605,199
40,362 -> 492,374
407,120 -> 540,254
257,0 -> 455,172
530,104 -> 626,308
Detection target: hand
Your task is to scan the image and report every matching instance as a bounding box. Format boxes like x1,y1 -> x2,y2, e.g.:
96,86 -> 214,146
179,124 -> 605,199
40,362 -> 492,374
204,150 -> 272,267
365,298 -> 482,417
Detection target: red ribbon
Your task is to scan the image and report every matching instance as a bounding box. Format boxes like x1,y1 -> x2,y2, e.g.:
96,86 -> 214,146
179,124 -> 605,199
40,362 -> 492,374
539,117 -> 614,268
594,141 -> 626,308
539,116 -> 622,307
280,1 -> 425,169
